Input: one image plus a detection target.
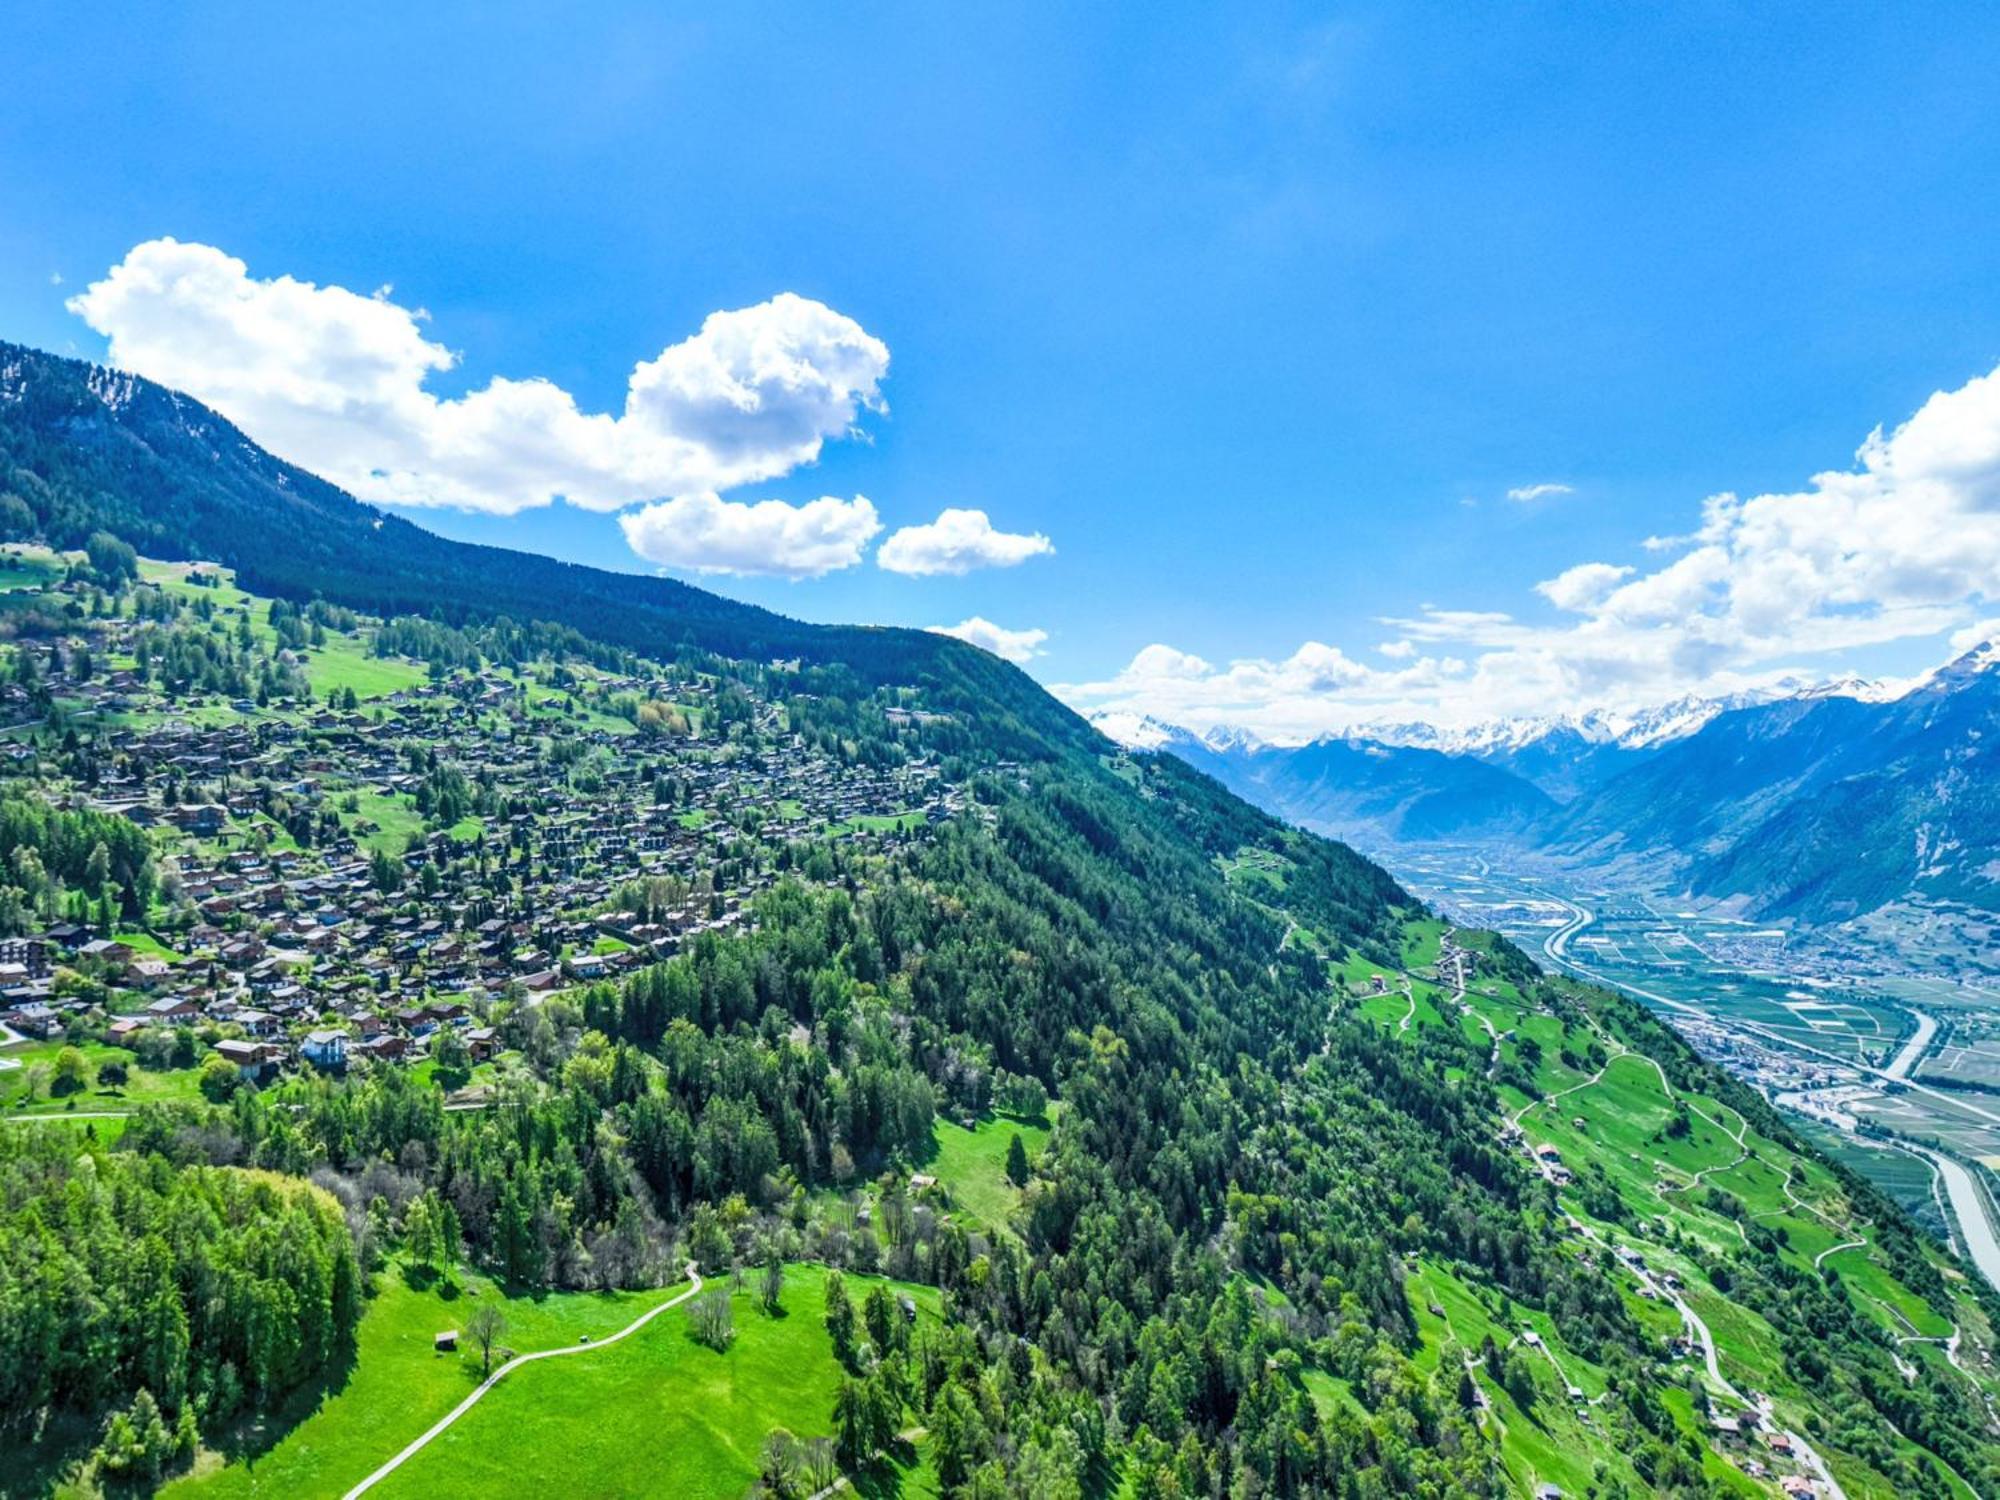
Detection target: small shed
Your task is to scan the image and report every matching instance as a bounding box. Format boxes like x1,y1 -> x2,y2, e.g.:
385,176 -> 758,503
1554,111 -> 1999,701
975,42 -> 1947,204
435,1329 -> 458,1352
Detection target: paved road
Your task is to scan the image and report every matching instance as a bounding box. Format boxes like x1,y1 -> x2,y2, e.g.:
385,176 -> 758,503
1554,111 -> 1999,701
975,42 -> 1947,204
342,1264 -> 703,1499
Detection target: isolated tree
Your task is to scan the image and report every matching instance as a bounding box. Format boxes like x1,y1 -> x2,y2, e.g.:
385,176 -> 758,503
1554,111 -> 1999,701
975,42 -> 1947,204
690,1286 -> 734,1350
198,1053 -> 240,1102
1005,1131 -> 1030,1187
758,1429 -> 801,1496
761,1249 -> 785,1314
467,1301 -> 507,1379
862,1281 -> 895,1355
52,1045 -> 89,1096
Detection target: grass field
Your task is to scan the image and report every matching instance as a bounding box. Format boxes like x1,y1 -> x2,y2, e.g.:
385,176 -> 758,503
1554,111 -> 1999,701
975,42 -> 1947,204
170,1268 -> 697,1498
305,636 -> 428,702
168,1262 -> 939,1500
371,1265 -> 937,1500
114,929 -> 188,963
919,1110 -> 1051,1236
0,1038 -> 208,1115
341,789 -> 428,855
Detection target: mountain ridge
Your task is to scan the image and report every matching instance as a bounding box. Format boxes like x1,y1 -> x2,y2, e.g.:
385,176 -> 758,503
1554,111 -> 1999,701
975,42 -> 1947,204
0,340 -> 1093,764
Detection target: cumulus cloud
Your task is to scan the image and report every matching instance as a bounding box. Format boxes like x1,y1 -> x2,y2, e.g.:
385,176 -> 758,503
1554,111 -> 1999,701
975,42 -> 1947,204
1535,562 -> 1633,612
66,237 -> 890,518
1506,481 -> 1574,502
877,507 -> 1054,575
927,617 -> 1049,663
618,493 -> 880,578
1061,357 -> 2000,735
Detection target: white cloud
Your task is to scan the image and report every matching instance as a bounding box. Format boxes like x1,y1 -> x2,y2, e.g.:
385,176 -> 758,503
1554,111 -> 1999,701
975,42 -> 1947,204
618,493 -> 880,578
1950,617 -> 2000,653
1055,640 -> 1464,743
1506,481 -> 1574,502
1376,639 -> 1417,660
1535,562 -> 1633,612
66,237 -> 890,518
877,507 -> 1053,575
927,617 -> 1049,663
1061,357 -> 2000,735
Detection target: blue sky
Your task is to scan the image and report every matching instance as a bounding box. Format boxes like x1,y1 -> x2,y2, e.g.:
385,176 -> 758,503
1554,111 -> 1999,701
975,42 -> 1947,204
6,2 -> 2000,736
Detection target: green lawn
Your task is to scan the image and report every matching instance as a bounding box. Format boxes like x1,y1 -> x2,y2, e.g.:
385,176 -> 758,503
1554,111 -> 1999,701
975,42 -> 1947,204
919,1111 -> 1052,1236
371,1265 -> 937,1500
341,789 -> 428,855
305,635 -> 428,701
115,929 -> 188,963
170,1267 -> 700,1498
0,1038 -> 209,1115
830,810 -> 927,836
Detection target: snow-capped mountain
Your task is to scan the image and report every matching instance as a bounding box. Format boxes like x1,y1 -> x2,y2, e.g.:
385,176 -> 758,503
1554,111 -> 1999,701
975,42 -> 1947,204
1088,646 -> 2000,924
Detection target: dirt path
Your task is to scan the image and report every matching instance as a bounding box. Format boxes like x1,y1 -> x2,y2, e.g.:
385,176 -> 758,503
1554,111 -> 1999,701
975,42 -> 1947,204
342,1264 -> 703,1499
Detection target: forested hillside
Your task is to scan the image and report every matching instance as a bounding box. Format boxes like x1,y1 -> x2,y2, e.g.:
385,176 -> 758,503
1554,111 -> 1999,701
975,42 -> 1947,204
0,341 -> 1087,761
0,345 -> 1996,1498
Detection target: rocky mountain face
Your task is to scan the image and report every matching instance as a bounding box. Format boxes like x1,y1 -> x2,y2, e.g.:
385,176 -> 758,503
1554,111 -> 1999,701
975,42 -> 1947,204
1108,652 -> 2000,924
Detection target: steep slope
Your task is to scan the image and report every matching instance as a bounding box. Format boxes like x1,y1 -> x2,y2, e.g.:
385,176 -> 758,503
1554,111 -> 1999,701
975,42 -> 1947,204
1548,650 -> 2000,920
0,341 -> 1087,761
2,341 -> 1996,1493
1689,650 -> 2000,919
1547,694 -> 1888,858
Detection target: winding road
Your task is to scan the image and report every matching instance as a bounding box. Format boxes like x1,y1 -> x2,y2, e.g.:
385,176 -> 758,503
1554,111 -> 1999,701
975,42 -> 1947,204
342,1263 -> 703,1499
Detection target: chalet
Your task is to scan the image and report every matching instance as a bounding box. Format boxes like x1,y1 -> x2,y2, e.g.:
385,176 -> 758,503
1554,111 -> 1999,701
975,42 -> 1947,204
215,1038 -> 282,1079
4,1001 -> 58,1038
166,803 -> 227,835
144,995 -> 200,1021
301,1029 -> 349,1069
78,937 -> 136,967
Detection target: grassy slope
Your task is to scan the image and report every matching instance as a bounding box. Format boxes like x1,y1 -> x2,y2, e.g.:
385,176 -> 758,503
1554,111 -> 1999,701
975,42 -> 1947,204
920,1111 -> 1051,1237
169,1269 -> 693,1498
169,1263 -> 936,1500
374,1266 -> 935,1500
0,1039 -> 207,1115
1222,844 -> 1999,1498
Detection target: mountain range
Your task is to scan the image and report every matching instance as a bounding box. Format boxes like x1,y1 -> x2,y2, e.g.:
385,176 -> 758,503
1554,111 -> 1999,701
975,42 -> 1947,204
1105,653 -> 2000,924
2,337 -> 1997,1494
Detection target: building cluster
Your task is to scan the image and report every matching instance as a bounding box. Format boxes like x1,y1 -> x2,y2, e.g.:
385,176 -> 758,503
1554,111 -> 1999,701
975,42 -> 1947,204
0,595 -> 973,1084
